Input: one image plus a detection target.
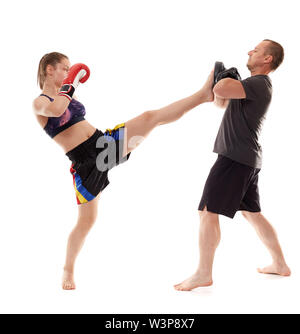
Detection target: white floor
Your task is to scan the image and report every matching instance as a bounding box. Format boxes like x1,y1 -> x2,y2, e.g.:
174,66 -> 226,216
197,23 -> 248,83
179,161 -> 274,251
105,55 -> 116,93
0,260 -> 298,314
1,204 -> 298,314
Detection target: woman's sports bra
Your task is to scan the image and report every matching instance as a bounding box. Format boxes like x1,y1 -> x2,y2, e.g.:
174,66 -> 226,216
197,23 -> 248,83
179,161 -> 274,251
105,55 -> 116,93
40,94 -> 86,138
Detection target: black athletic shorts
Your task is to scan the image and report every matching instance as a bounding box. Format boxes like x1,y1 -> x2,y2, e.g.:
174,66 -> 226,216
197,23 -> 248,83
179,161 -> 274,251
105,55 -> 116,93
198,154 -> 261,218
65,123 -> 131,205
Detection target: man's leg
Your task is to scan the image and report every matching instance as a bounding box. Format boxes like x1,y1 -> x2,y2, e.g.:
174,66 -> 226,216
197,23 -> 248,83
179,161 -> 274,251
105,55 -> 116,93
174,206 -> 220,290
241,211 -> 291,276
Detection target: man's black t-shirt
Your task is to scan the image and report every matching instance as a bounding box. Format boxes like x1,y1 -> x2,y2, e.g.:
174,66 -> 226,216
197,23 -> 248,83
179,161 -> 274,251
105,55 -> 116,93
213,75 -> 272,169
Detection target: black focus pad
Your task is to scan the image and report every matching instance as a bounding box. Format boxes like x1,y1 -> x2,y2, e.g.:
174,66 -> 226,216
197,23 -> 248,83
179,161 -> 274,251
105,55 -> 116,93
216,67 -> 241,83
213,61 -> 226,87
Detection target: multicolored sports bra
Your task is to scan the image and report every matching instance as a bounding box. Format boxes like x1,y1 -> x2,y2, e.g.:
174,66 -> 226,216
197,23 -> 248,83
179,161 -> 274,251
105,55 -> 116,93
40,94 -> 86,138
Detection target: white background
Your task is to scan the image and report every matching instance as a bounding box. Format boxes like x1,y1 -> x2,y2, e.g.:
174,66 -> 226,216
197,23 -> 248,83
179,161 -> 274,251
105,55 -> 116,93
0,0 -> 299,314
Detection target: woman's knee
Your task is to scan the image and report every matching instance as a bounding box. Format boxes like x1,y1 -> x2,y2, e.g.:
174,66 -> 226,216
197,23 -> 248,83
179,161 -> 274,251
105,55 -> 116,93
141,110 -> 159,126
77,206 -> 98,232
76,216 -> 97,233
77,195 -> 100,229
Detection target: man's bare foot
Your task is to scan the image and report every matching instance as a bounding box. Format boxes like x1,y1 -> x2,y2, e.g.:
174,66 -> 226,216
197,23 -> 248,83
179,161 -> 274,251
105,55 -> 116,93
201,69 -> 214,103
257,263 -> 291,276
174,273 -> 213,291
62,269 -> 76,290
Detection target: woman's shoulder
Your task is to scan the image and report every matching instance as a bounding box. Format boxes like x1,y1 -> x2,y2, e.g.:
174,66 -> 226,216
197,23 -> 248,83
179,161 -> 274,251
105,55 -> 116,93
32,95 -> 49,126
33,94 -> 53,108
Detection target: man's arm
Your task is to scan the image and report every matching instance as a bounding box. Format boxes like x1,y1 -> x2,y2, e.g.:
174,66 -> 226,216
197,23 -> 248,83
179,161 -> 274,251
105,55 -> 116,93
213,78 -> 246,99
214,95 -> 230,109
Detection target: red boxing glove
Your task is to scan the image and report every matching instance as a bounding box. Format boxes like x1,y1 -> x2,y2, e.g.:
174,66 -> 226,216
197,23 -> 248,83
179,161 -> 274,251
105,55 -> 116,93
58,63 -> 90,101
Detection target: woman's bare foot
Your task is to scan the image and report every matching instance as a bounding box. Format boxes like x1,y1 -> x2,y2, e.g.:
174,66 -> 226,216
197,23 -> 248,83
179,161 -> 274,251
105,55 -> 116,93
62,269 -> 76,290
257,262 -> 291,276
201,70 -> 214,103
174,273 -> 213,291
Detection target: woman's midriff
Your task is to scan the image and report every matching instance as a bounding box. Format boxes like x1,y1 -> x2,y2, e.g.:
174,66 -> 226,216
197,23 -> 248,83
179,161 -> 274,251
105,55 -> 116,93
53,120 -> 97,153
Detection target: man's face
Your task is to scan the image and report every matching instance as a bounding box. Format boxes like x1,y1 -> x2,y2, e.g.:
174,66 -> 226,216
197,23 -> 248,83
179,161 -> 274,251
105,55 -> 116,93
247,41 -> 271,71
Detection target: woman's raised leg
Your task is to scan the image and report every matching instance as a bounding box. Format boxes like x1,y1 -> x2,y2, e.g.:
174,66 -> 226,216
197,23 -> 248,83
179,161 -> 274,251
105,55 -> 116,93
62,192 -> 101,290
122,70 -> 214,156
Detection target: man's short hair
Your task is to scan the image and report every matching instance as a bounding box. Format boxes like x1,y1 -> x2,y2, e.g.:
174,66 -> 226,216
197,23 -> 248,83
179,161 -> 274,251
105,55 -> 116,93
263,39 -> 284,71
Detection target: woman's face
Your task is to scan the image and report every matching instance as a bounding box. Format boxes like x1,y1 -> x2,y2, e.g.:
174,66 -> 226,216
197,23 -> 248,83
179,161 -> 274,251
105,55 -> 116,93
46,57 -> 71,87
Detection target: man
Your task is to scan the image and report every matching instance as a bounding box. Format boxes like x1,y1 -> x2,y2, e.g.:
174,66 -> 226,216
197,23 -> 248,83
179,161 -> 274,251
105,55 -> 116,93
174,39 -> 291,291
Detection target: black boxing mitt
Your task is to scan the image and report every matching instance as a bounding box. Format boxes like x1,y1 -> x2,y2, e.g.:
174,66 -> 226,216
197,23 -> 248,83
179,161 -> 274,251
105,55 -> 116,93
216,67 -> 241,83
213,61 -> 226,88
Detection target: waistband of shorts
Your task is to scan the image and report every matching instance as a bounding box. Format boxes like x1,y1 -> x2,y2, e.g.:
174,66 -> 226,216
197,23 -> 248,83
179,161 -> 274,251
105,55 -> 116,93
65,129 -> 103,162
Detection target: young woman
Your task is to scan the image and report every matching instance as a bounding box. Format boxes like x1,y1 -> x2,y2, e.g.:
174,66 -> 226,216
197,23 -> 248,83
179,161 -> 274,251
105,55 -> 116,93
33,52 -> 214,290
